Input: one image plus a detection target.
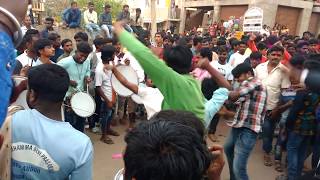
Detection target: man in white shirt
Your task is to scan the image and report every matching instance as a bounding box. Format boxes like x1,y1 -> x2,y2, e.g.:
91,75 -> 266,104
32,39 -> 55,66
255,45 -> 291,166
21,15 -> 35,37
16,33 -> 39,72
84,2 -> 101,39
212,46 -> 233,81
95,46 -> 119,144
229,41 -> 249,69
10,64 -> 93,180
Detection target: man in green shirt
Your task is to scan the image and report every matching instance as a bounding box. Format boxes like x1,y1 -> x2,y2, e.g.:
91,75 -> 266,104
113,22 -> 205,121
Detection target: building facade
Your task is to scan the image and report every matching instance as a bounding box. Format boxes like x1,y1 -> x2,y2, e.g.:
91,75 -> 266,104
179,0 -> 320,36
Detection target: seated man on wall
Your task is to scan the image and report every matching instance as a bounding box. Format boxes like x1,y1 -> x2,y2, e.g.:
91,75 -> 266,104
62,1 -> 81,28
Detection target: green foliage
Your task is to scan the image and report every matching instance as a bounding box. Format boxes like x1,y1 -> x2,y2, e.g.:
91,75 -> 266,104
77,0 -> 125,21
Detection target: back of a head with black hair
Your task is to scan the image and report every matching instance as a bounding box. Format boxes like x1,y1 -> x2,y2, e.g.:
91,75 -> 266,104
76,42 -> 92,54
257,42 -> 267,51
232,62 -> 254,78
297,41 -> 310,49
309,39 -> 318,45
124,118 -> 211,180
289,54 -> 306,68
153,110 -> 206,140
266,35 -> 279,46
304,54 -> 320,71
28,64 -> 70,102
93,37 -> 110,47
88,1 -> 94,6
250,51 -> 262,60
163,46 -> 192,74
74,32 -> 89,42
33,39 -> 53,56
200,48 -> 212,61
201,78 -> 219,101
217,40 -> 226,46
101,45 -> 115,63
267,45 -> 284,55
61,39 -> 72,47
25,29 -> 39,36
193,36 -> 203,46
48,33 -> 61,41
45,17 -> 54,23
112,38 -> 119,46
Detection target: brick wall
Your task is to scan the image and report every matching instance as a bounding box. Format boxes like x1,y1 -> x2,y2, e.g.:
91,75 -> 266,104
220,5 -> 248,21
275,6 -> 301,35
308,12 -> 320,34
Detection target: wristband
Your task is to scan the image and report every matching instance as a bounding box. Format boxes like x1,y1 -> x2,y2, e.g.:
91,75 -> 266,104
0,6 -> 23,47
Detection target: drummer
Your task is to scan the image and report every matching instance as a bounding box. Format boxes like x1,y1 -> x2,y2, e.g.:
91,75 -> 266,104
95,45 -> 119,144
57,42 -> 92,132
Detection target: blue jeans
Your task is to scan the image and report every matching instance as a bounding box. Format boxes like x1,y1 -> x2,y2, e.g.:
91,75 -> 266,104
101,24 -> 113,38
262,111 -> 280,154
224,127 -> 258,180
287,131 -> 311,180
100,102 -> 113,133
274,113 -> 288,161
85,23 -> 101,38
64,109 -> 86,132
123,24 -> 133,33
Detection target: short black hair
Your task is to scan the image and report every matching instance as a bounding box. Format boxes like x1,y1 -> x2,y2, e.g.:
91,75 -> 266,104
193,37 -> 203,46
309,39 -> 318,45
155,32 -> 164,38
33,39 -> 53,56
28,64 -> 70,102
136,8 -> 141,12
105,4 -> 111,9
201,78 -> 219,100
25,29 -> 39,36
45,17 -> 54,23
267,45 -> 284,55
61,39 -> 72,47
76,42 -> 92,54
239,40 -> 247,46
22,33 -> 38,44
74,32 -> 89,42
101,45 -> 116,63
71,1 -> 77,6
93,37 -> 109,47
304,54 -> 320,71
123,4 -> 129,8
297,41 -> 310,49
217,45 -> 228,54
303,31 -> 311,36
163,46 -> 192,74
200,48 -> 212,61
217,40 -> 226,46
88,2 -> 94,6
230,39 -> 240,49
257,42 -> 267,51
232,62 -> 254,78
124,119 -> 211,180
153,110 -> 206,140
47,33 -> 60,41
289,54 -> 306,68
250,51 -> 262,60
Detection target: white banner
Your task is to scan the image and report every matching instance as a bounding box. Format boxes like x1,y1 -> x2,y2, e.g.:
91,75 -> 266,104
243,7 -> 263,32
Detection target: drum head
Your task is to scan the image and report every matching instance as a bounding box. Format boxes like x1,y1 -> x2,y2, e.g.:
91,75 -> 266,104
12,76 -> 29,109
70,92 -> 96,118
111,65 -> 139,97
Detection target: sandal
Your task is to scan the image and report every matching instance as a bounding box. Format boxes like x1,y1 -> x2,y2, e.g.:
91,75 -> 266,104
275,160 -> 283,172
100,136 -> 114,144
264,154 -> 273,166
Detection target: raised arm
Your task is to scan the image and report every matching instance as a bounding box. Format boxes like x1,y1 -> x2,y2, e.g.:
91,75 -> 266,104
197,58 -> 232,90
111,66 -> 138,94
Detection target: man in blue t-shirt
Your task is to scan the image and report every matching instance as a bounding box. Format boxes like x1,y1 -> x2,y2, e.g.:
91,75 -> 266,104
11,64 -> 93,180
62,1 -> 81,28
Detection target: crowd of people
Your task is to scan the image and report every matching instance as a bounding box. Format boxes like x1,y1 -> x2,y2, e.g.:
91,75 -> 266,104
1,1 -> 320,180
